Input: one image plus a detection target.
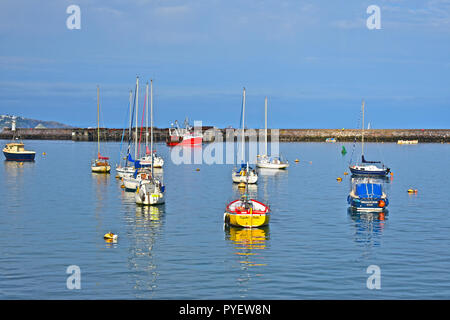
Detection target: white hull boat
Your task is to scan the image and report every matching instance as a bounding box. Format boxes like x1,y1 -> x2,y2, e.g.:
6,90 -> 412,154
123,169 -> 151,191
256,97 -> 289,170
138,154 -> 164,168
256,155 -> 289,169
232,163 -> 258,184
116,165 -> 136,178
135,179 -> 165,205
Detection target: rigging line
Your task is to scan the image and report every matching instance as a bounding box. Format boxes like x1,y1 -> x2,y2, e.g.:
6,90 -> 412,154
127,84 -> 137,158
118,95 -> 131,165
138,90 -> 147,158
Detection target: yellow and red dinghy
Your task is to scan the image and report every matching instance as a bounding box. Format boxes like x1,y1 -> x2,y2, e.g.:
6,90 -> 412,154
224,195 -> 270,228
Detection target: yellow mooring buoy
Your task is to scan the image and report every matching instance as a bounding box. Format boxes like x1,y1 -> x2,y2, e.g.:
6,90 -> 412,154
103,232 -> 118,241
295,159 -> 300,163
238,182 -> 246,189
337,177 -> 342,182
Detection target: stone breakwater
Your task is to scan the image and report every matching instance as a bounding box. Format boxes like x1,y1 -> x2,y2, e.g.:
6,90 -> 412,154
0,127 -> 449,143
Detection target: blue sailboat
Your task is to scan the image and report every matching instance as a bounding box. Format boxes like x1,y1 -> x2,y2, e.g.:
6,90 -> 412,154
349,100 -> 390,177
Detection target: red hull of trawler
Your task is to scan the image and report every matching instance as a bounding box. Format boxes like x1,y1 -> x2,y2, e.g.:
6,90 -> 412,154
166,135 -> 202,146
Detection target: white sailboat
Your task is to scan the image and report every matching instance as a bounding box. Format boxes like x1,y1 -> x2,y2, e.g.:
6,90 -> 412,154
256,96 -> 289,169
137,79 -> 164,168
91,85 -> 111,173
232,87 -> 258,184
136,79 -> 165,205
122,76 -> 143,190
116,89 -> 137,178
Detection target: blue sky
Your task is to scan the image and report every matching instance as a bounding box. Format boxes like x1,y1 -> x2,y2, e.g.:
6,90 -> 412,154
0,0 -> 449,128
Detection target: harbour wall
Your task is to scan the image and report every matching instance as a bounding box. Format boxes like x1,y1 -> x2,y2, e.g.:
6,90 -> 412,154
1,127 -> 449,143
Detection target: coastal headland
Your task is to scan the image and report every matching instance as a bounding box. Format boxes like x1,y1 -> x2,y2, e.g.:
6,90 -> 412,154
1,127 -> 449,143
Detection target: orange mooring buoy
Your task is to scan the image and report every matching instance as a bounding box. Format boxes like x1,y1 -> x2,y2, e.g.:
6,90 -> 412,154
378,200 -> 386,208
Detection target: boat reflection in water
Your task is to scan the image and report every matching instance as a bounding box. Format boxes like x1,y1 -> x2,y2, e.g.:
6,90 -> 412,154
136,204 -> 165,222
224,225 -> 270,297
126,204 -> 165,298
347,208 -> 388,249
232,183 -> 257,198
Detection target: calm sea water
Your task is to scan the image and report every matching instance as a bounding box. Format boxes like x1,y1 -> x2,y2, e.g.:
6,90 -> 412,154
1,140 -> 450,299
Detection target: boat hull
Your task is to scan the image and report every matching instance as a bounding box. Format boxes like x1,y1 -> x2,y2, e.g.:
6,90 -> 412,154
166,136 -> 202,146
3,151 -> 35,161
91,164 -> 111,173
224,212 -> 270,228
122,177 -> 139,191
347,196 -> 388,212
349,166 -> 389,176
116,166 -> 135,178
256,162 -> 289,169
138,156 -> 164,168
135,191 -> 165,205
232,173 -> 258,184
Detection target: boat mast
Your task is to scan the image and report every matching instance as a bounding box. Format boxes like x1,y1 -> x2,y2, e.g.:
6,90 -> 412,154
361,99 -> 365,160
145,82 -> 149,149
97,85 -> 100,157
135,76 -> 139,160
150,79 -> 154,176
241,87 -> 246,163
124,90 -> 133,167
264,96 -> 268,156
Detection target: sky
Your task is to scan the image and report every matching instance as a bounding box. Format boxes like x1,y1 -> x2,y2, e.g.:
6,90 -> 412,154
0,0 -> 449,129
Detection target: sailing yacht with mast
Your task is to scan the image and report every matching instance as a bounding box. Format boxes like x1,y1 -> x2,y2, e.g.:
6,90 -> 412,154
91,86 -> 111,173
232,87 -> 258,184
349,100 -> 390,176
256,97 -> 289,169
122,78 -> 151,190
136,79 -> 165,205
116,89 -> 137,178
137,80 -> 164,168
225,169 -> 269,228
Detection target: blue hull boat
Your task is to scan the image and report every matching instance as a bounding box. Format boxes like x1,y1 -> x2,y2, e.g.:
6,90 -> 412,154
3,143 -> 35,161
348,181 -> 389,212
349,163 -> 390,177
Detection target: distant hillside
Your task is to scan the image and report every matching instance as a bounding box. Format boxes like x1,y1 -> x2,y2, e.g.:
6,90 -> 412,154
0,115 -> 72,129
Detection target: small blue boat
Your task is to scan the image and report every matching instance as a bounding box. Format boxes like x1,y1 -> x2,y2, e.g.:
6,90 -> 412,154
347,180 -> 389,212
